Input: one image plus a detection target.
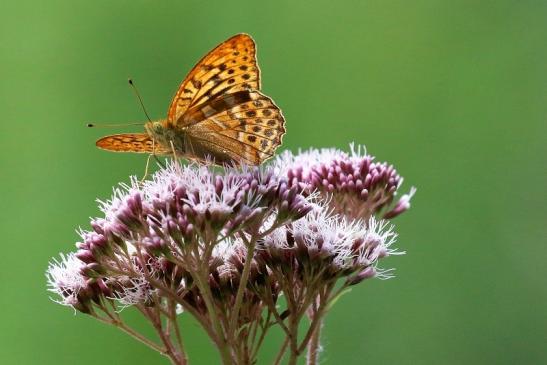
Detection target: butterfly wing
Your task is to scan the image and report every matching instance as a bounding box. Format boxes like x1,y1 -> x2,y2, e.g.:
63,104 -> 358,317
167,33 -> 260,125
183,90 -> 285,165
96,133 -> 170,154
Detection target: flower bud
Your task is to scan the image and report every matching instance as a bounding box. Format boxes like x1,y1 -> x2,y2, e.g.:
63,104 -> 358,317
347,267 -> 376,285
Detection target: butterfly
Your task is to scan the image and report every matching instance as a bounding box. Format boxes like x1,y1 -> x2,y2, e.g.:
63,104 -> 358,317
95,33 -> 286,166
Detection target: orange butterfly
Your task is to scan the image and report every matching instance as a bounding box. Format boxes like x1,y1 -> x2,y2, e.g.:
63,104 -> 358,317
95,34 -> 285,166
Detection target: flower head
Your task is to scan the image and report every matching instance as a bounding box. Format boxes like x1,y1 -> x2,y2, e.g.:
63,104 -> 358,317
51,161 -> 312,313
46,253 -> 108,314
46,146 -> 414,365
274,145 -> 415,220
46,253 -> 87,307
259,204 -> 399,285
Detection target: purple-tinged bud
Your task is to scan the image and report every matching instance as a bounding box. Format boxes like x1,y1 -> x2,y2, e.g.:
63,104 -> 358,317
165,216 -> 183,246
143,236 -> 167,255
148,218 -> 166,239
293,230 -> 307,252
364,235 -> 381,251
127,191 -> 143,216
75,249 -> 96,264
182,205 -> 193,216
185,223 -> 194,237
173,184 -> 187,200
85,279 -> 107,305
80,262 -> 105,277
229,254 -> 245,272
215,175 -> 224,195
347,267 -> 376,285
115,205 -> 142,232
352,237 -> 365,251
250,178 -> 259,190
76,241 -> 89,250
96,278 -> 112,297
376,246 -> 389,258
87,233 -> 111,256
301,204 -> 314,218
90,219 -> 106,235
104,220 -> 131,241
383,187 -> 416,219
73,301 -> 94,315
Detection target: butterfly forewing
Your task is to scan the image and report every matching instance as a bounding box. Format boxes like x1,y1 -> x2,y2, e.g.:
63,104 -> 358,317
167,34 -> 260,125
96,133 -> 170,154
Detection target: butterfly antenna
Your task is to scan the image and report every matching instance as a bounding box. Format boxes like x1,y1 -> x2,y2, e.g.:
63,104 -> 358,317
128,78 -> 152,122
86,122 -> 144,128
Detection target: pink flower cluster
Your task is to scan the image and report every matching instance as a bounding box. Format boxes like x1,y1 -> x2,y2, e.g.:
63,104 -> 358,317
47,147 -> 414,365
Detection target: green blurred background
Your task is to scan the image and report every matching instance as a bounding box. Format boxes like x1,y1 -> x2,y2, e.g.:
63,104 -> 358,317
1,0 -> 546,364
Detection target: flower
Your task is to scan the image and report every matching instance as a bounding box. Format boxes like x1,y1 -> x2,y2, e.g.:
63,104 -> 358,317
384,186 -> 417,219
46,252 -> 108,314
46,146 -> 414,365
258,204 -> 400,286
46,253 -> 87,307
51,161 -> 312,313
274,145 -> 415,220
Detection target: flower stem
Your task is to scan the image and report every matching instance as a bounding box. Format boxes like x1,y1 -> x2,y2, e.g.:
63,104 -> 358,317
228,233 -> 257,336
168,299 -> 188,364
298,288 -> 333,356
193,265 -> 234,365
145,273 -> 219,345
306,319 -> 322,365
140,306 -> 186,365
93,313 -> 165,354
287,314 -> 300,365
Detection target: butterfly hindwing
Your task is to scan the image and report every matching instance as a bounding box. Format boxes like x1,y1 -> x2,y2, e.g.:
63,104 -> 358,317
184,90 -> 285,165
96,133 -> 170,154
167,34 -> 260,125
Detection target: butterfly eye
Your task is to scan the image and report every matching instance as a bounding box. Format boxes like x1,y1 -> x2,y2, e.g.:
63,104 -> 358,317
153,123 -> 164,134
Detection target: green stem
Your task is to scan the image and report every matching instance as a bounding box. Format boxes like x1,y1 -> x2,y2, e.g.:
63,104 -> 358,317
168,299 -> 188,364
140,306 -> 185,365
272,336 -> 289,365
93,312 -> 165,354
287,310 -> 300,365
145,274 -> 219,345
193,265 -> 234,365
298,284 -> 335,355
306,319 -> 322,365
228,233 -> 257,337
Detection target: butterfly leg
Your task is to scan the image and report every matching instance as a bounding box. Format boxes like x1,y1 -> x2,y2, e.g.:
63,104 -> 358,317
169,140 -> 178,160
168,140 -> 184,173
140,139 -> 163,183
182,134 -> 199,164
140,153 -> 153,183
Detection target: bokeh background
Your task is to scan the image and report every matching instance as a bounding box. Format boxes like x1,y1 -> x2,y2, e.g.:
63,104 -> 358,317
1,1 -> 546,364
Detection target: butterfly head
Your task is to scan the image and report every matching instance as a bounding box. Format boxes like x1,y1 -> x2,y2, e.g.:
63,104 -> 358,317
144,119 -> 183,153
145,120 -> 167,139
